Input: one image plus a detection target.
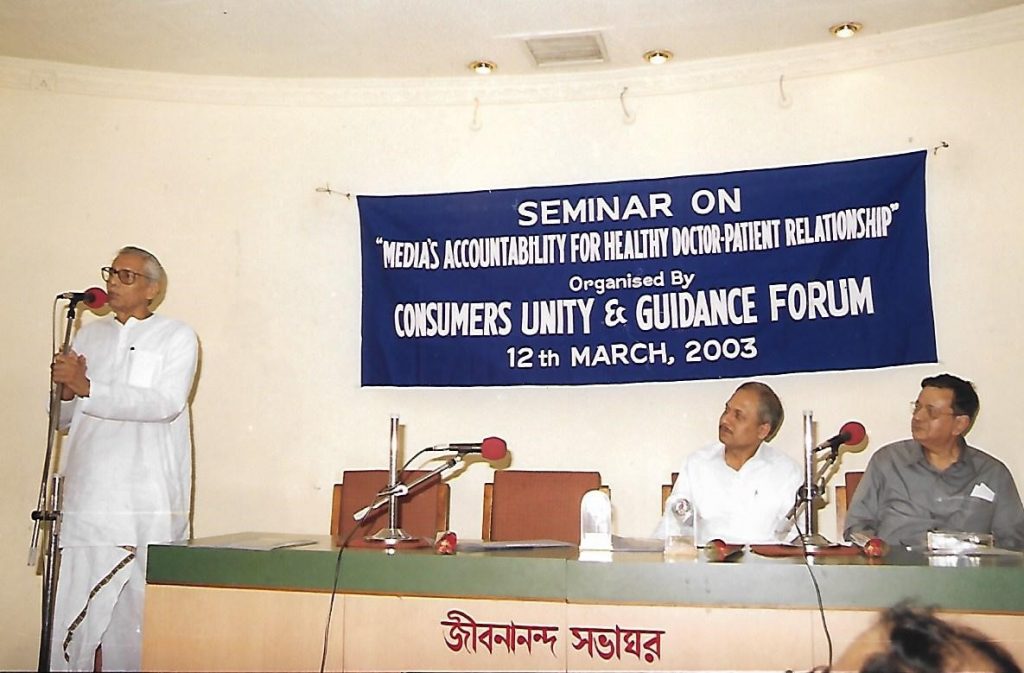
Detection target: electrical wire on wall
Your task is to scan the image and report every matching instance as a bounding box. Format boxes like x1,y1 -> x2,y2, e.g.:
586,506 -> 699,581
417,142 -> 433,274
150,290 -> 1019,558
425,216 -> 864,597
470,97 -> 483,131
620,86 -> 636,124
778,74 -> 792,108
316,183 -> 352,199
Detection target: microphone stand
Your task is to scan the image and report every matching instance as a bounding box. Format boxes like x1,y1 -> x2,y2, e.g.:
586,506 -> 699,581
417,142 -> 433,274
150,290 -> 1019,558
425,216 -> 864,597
355,456 -> 462,526
783,410 -> 844,551
29,297 -> 82,672
361,416 -> 463,546
363,416 -> 416,545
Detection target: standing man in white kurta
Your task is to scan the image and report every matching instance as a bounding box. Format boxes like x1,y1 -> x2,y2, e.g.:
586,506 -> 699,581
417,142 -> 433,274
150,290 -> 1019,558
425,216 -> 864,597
50,246 -> 198,671
655,381 -> 802,544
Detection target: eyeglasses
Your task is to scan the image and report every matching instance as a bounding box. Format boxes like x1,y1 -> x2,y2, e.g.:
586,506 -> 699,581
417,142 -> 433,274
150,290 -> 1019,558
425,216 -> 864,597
909,401 -> 957,420
101,266 -> 154,285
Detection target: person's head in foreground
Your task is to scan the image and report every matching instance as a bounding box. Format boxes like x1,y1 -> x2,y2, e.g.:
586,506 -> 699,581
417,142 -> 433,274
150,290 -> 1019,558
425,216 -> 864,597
858,603 -> 1020,673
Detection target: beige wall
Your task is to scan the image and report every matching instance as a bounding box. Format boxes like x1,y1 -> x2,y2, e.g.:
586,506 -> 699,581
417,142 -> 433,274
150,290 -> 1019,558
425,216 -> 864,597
3,28 -> 1024,668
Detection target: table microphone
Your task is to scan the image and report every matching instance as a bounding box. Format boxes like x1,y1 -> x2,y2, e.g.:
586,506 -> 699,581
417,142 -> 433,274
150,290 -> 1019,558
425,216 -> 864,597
426,436 -> 507,461
850,532 -> 888,557
813,421 -> 866,452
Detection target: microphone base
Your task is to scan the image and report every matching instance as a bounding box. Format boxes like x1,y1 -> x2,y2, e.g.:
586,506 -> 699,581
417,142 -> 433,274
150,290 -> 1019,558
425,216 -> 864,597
366,527 -> 418,546
799,532 -> 834,552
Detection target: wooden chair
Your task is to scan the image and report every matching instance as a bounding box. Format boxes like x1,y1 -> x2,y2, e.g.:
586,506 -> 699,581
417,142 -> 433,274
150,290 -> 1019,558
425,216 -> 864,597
482,470 -> 603,545
834,470 -> 865,535
331,470 -> 450,547
661,472 -> 680,511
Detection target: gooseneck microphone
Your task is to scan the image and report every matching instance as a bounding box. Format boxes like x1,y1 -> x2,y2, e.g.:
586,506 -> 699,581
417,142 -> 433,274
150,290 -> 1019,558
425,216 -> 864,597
56,287 -> 108,310
352,437 -> 509,522
425,436 -> 507,461
813,421 -> 866,452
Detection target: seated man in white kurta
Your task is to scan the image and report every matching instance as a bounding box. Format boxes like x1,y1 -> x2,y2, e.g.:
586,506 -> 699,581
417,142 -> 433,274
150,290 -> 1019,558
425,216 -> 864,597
655,381 -> 802,545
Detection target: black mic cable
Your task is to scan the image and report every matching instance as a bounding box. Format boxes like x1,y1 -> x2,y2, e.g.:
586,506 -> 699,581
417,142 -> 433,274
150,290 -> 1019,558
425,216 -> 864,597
793,516 -> 833,672
319,513 -> 365,673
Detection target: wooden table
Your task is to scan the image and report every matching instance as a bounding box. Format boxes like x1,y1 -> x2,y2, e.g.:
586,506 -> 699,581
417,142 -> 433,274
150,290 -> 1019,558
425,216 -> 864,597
142,533 -> 1024,671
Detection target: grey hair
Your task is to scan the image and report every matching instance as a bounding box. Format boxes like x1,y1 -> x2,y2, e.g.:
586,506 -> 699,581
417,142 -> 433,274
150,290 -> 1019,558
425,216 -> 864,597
118,246 -> 165,285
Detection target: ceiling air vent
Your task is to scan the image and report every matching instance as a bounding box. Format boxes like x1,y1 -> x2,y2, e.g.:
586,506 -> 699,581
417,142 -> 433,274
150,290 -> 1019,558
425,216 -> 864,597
524,32 -> 608,68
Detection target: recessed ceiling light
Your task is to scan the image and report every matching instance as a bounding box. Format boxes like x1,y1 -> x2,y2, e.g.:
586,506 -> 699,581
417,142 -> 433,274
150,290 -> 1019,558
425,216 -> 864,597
643,50 -> 673,65
829,22 -> 862,38
469,60 -> 497,75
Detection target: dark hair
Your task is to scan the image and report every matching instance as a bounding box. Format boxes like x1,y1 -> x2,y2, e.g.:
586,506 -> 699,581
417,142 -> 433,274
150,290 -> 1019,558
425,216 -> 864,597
859,603 -> 1020,673
736,381 -> 784,438
921,373 -> 980,421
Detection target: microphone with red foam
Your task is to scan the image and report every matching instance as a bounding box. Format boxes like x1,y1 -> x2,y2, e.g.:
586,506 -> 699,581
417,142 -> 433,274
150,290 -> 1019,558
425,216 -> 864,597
426,436 -> 507,461
813,421 -> 866,452
849,532 -> 888,558
57,287 -> 108,310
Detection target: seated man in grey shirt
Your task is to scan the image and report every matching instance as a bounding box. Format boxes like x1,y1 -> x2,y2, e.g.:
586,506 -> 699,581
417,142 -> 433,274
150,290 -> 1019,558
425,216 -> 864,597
845,374 -> 1024,550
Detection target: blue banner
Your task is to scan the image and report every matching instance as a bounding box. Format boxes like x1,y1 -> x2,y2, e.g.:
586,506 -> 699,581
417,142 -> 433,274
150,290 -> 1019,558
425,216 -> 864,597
359,152 -> 936,387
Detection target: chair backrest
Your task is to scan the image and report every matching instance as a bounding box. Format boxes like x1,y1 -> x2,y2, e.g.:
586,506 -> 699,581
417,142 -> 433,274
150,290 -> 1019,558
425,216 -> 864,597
483,470 -> 602,545
661,472 -> 680,511
834,470 -> 865,534
331,470 -> 450,547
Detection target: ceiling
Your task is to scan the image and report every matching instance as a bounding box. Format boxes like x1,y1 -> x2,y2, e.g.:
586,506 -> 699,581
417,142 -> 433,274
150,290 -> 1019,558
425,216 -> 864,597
0,0 -> 1022,80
